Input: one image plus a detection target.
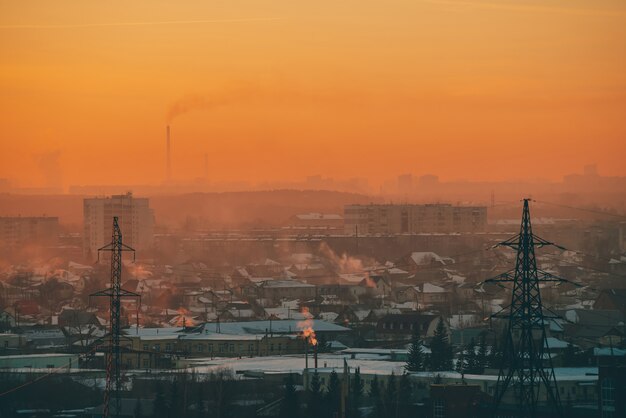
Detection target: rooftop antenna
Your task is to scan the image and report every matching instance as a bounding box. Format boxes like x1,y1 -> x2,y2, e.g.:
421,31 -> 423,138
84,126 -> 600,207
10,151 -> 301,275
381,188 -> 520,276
485,199 -> 568,418
91,217 -> 141,418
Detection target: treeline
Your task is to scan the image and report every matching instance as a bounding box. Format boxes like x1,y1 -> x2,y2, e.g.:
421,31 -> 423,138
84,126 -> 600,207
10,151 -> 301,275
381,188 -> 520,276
281,368 -> 417,418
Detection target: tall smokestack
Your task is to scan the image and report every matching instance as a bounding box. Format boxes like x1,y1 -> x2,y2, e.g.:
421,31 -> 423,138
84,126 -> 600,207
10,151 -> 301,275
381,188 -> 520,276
166,125 -> 171,181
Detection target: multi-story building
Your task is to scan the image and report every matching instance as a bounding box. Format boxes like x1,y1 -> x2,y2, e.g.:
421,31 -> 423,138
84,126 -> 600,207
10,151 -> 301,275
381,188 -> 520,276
83,192 -> 154,259
344,204 -> 487,234
0,216 -> 59,246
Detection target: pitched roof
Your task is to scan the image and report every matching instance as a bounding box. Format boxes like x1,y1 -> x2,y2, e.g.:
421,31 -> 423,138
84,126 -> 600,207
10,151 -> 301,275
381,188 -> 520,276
410,252 -> 446,266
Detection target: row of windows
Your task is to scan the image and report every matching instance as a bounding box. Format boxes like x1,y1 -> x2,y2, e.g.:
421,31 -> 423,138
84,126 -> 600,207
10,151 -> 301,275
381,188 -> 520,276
381,322 -> 429,331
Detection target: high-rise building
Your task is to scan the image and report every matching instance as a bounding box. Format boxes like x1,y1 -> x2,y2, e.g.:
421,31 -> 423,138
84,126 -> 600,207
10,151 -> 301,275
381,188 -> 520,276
0,216 -> 59,246
397,174 -> 413,194
344,203 -> 487,234
83,192 -> 154,259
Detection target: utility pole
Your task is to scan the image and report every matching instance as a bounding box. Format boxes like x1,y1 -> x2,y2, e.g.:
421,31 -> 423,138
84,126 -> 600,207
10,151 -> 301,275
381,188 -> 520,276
91,217 -> 141,418
485,199 -> 569,418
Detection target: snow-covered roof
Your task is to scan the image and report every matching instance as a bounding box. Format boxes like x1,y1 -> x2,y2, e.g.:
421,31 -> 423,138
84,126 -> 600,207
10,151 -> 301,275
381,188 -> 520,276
264,308 -> 312,320
327,340 -> 348,350
198,319 -> 349,335
593,347 -> 626,357
339,273 -> 368,283
421,283 -> 446,293
410,252 -> 446,266
545,337 -> 571,350
259,280 -> 314,288
318,312 -> 339,322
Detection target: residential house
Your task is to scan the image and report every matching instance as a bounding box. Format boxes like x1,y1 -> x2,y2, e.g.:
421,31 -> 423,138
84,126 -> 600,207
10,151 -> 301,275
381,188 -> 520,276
376,313 -> 448,340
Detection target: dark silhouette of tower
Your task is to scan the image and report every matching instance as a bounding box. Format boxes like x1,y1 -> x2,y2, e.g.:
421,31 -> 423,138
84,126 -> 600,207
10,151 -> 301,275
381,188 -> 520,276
91,217 -> 140,418
486,199 -> 566,418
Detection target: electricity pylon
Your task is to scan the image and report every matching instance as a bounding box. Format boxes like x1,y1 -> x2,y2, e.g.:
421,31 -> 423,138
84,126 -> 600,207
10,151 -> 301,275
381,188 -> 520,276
485,199 -> 566,418
91,217 -> 140,418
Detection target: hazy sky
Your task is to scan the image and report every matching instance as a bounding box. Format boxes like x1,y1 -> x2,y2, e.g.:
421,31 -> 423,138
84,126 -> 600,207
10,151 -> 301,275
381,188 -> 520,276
1,0 -> 625,188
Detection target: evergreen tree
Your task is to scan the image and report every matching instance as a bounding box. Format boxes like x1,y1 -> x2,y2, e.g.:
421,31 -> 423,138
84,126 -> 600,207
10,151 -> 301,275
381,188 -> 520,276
476,334 -> 488,374
169,378 -> 181,417
153,383 -> 168,418
349,367 -> 364,418
195,380 -> 205,418
405,331 -> 426,372
280,373 -> 299,418
326,370 -> 341,418
490,331 -> 507,370
397,373 -> 413,418
384,372 -> 397,418
307,371 -> 322,418
465,338 -> 478,374
429,319 -> 453,371
207,369 -> 236,418
455,348 -> 467,376
488,338 -> 499,369
369,375 -> 384,418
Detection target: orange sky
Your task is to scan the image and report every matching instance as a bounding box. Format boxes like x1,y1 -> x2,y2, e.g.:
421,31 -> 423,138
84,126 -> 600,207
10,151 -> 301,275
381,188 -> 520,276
1,0 -> 625,189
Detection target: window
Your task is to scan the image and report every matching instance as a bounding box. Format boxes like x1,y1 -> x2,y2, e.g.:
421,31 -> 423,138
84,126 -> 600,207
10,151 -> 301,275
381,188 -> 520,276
142,358 -> 149,368
165,343 -> 172,352
433,399 -> 445,418
143,344 -> 149,351
197,344 -> 204,352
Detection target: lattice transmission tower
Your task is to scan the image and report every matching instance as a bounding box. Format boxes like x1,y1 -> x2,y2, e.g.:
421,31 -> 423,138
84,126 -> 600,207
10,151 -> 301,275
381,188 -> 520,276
91,217 -> 141,418
486,199 -> 568,418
